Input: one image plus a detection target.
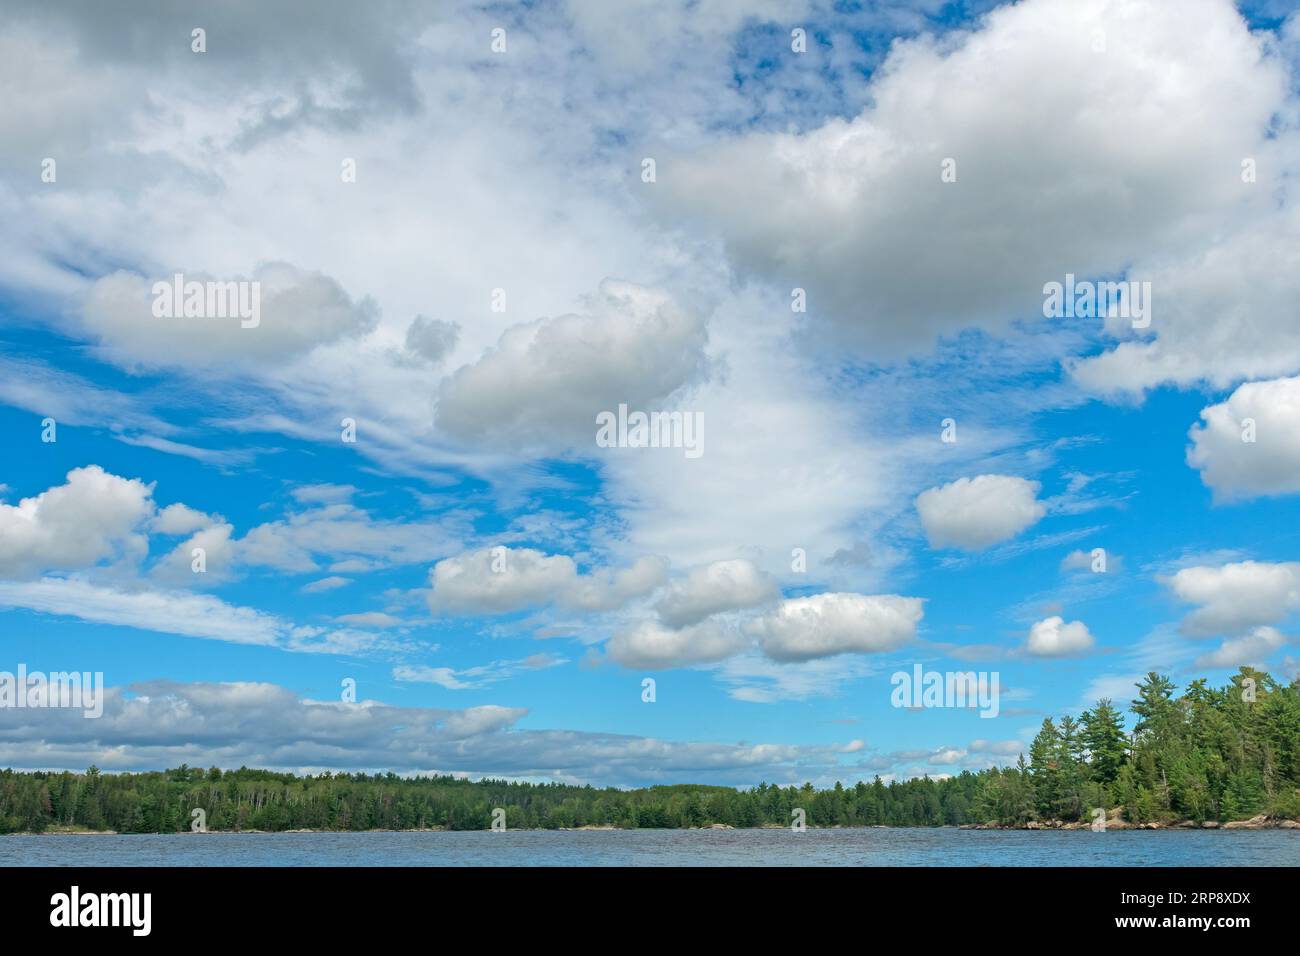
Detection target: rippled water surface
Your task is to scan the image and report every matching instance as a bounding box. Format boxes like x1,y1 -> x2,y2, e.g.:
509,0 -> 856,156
3,828 -> 1298,866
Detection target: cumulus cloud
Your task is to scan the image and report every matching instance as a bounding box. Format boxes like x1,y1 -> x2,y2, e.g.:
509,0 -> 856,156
436,280 -> 709,449
1163,560 -> 1300,637
150,522 -> 238,587
1194,626 -> 1291,669
653,558 -> 778,627
1187,376 -> 1300,500
0,465 -> 154,578
81,263 -> 378,369
652,0 -> 1285,356
1070,202 -> 1300,395
915,475 -> 1046,551
604,618 -> 749,669
427,547 -> 666,615
1025,615 -> 1095,657
152,502 -> 218,536
747,593 -> 923,662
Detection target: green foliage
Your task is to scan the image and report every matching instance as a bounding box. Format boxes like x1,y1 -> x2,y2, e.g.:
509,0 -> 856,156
0,669 -> 1295,832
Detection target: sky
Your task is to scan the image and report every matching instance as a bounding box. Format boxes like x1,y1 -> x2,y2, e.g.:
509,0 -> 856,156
2,0 -> 1300,788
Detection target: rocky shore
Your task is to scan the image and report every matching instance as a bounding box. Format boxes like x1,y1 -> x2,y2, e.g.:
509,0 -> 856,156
961,812 -> 1300,831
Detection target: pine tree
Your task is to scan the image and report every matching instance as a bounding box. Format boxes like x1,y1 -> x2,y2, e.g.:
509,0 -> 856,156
1082,699 -> 1128,784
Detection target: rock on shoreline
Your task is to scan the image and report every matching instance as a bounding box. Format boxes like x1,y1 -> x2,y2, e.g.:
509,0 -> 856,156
961,812 -> 1300,831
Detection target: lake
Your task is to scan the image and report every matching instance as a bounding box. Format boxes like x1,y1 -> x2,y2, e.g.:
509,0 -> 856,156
3,828 -> 1298,866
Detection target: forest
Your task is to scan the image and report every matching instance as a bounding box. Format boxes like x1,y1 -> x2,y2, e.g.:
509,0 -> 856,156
1,668 -> 1297,833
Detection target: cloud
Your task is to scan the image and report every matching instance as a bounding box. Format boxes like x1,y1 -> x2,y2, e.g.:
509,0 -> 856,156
1163,560 -> 1300,637
0,465 -> 154,578
150,523 -> 238,587
435,280 -> 709,450
0,678 -> 855,786
0,578 -> 406,656
80,263 -> 378,369
393,654 -> 566,689
1060,548 -> 1121,574
651,0 -> 1285,356
653,558 -> 779,627
238,500 -> 463,574
289,484 -> 359,505
301,576 -> 351,594
604,618 -> 749,669
915,475 -> 1046,551
336,612 -> 403,628
0,577 -> 283,646
152,502 -> 218,536
427,547 -> 665,615
1025,615 -> 1095,657
747,592 -> 923,662
717,653 -> 879,703
1194,626 -> 1291,669
1187,376 -> 1300,500
1070,202 -> 1300,395
402,315 -> 460,365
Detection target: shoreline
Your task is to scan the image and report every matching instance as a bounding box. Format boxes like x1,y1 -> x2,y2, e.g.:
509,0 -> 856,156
12,814 -> 1299,836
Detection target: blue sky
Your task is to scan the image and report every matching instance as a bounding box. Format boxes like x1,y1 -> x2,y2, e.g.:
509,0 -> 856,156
2,0 -> 1300,787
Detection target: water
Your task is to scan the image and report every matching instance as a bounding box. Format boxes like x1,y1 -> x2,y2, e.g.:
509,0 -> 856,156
3,828 -> 1297,866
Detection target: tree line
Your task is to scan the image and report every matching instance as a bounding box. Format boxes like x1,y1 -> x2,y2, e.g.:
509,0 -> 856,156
1,668 -> 1296,833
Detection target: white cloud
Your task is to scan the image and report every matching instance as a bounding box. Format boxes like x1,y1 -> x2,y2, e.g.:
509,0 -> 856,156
0,578 -> 407,656
0,577 -> 283,646
1070,202 -> 1300,395
915,475 -> 1046,551
1060,548 -> 1121,574
563,556 -> 671,612
150,523 -> 237,587
0,677 -> 859,786
653,558 -> 778,627
290,484 -> 359,505
301,576 -> 351,593
436,279 -> 709,450
0,465 -> 154,578
747,592 -> 922,662
152,502 -> 217,536
1164,560 -> 1300,637
238,500 -> 463,574
393,654 -> 566,689
652,0 -> 1286,357
1194,626 -> 1291,669
336,612 -> 403,628
717,652 -> 879,703
428,547 -> 666,616
1187,376 -> 1300,500
1025,615 -> 1095,657
391,665 -> 473,690
81,263 -> 378,369
605,618 -> 748,669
